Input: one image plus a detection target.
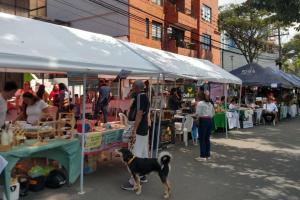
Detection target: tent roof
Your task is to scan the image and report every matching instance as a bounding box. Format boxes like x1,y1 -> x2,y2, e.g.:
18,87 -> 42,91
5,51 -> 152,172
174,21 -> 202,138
230,63 -> 293,88
0,13 -> 160,75
272,70 -> 300,88
120,41 -> 242,84
0,13 -> 241,84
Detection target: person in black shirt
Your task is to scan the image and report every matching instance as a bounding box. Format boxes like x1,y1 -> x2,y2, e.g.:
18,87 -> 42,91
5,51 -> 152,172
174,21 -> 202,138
122,80 -> 150,191
168,88 -> 181,112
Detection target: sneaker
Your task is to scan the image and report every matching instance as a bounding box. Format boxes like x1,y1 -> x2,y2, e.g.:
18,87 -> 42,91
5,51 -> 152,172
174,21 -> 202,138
140,175 -> 148,183
195,157 -> 207,162
121,182 -> 135,191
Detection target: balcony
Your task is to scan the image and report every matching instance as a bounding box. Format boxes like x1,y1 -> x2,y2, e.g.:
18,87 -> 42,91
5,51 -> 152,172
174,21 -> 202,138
166,39 -> 197,57
165,2 -> 198,30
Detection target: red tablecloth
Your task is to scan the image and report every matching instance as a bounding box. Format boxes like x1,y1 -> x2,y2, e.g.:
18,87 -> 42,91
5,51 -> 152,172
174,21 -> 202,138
108,100 -> 132,112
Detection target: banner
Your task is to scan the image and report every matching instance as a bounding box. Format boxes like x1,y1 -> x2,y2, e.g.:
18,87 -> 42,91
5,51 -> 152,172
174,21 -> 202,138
183,84 -> 195,99
85,132 -> 103,150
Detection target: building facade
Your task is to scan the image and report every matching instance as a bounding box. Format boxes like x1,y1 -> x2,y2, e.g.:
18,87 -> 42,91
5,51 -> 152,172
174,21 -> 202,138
0,0 -> 47,88
46,0 -> 220,65
221,32 -> 279,71
0,0 -> 220,65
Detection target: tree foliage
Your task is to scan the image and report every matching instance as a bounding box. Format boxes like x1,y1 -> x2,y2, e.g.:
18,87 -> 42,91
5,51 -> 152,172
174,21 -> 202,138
283,34 -> 300,57
283,34 -> 300,75
218,3 -> 270,64
249,0 -> 300,30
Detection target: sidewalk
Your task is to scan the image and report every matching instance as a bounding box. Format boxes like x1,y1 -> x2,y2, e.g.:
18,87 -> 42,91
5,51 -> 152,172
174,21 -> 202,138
26,118 -> 300,200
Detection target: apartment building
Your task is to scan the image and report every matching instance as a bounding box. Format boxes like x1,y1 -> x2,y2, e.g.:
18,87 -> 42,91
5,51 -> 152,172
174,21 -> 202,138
0,0 -> 47,88
0,0 -> 221,65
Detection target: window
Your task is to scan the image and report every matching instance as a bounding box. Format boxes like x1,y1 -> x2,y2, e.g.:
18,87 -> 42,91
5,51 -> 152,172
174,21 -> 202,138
145,18 -> 150,38
152,0 -> 162,6
201,34 -> 211,50
152,21 -> 162,41
201,5 -> 211,22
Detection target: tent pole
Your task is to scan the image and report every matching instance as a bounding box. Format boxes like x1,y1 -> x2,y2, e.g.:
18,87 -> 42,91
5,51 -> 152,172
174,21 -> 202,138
224,83 -> 228,138
155,74 -> 165,158
79,73 -> 87,195
238,84 -> 242,127
150,75 -> 160,158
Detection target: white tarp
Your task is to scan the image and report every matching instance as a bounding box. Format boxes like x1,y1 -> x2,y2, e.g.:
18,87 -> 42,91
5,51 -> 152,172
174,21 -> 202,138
120,41 -> 242,84
0,13 -> 160,75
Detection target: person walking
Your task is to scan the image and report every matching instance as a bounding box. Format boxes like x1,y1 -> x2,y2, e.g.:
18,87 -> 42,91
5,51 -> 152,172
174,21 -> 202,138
195,91 -> 215,161
121,80 -> 150,191
96,80 -> 111,124
0,81 -> 18,128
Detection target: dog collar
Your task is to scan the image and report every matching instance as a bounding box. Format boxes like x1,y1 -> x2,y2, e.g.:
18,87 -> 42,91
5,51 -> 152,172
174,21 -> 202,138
127,156 -> 136,165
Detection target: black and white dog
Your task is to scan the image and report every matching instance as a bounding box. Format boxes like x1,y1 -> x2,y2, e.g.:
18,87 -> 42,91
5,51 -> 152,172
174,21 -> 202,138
117,148 -> 172,199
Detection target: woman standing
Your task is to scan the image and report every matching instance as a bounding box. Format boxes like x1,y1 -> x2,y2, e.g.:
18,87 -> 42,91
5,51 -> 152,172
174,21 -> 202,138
19,92 -> 49,125
36,84 -> 49,103
58,83 -> 70,112
195,91 -> 215,161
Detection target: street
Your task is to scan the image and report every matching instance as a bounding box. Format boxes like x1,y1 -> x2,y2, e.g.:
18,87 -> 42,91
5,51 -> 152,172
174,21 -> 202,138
27,118 -> 300,200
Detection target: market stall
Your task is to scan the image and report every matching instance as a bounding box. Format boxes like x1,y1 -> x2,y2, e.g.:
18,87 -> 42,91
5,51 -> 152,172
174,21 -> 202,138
0,12 -> 166,199
231,63 -> 296,126
0,12 -> 243,199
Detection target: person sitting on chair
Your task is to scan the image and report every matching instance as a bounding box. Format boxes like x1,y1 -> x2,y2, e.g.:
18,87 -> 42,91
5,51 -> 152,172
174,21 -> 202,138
263,97 -> 278,124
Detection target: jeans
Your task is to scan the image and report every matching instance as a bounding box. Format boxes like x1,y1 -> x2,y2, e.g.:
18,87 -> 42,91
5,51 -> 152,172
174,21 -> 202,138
198,118 -> 213,158
100,105 -> 108,123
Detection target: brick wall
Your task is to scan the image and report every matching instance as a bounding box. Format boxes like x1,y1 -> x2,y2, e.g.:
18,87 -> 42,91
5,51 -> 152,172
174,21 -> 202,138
128,0 -> 164,49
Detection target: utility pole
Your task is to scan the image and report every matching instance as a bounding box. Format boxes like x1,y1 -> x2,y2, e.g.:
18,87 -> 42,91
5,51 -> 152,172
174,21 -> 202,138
268,27 -> 288,70
278,27 -> 282,70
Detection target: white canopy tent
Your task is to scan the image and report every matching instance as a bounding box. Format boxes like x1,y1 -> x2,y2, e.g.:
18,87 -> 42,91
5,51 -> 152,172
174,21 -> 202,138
0,12 -> 161,76
120,40 -> 242,84
0,12 -> 242,197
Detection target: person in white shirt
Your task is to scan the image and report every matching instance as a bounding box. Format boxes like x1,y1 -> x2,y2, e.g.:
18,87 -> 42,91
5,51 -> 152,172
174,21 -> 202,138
0,82 -> 18,128
195,91 -> 215,162
21,92 -> 49,125
263,97 -> 278,123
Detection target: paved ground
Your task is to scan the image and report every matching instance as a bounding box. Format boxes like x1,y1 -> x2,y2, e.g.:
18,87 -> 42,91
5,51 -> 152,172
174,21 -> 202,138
26,118 -> 300,200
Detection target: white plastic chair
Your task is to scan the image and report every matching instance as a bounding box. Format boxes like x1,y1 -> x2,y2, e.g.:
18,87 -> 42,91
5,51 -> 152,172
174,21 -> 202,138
175,115 -> 193,146
118,113 -> 128,126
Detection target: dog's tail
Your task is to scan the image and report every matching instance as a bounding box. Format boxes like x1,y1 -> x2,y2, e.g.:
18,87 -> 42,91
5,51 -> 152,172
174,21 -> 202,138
158,151 -> 172,167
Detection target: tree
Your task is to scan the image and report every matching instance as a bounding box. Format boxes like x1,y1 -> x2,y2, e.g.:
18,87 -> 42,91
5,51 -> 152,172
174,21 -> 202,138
282,34 -> 300,75
283,34 -> 300,57
249,0 -> 300,30
218,3 -> 270,64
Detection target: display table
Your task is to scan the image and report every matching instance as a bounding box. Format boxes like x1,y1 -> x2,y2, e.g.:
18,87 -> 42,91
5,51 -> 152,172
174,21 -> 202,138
279,106 -> 288,120
83,128 -> 126,154
238,108 -> 254,129
108,100 -> 132,113
213,112 -> 226,130
254,108 -> 263,125
288,104 -> 298,118
0,139 -> 81,200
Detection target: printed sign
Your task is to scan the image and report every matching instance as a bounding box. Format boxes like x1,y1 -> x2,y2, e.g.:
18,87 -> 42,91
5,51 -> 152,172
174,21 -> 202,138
116,70 -> 132,79
85,132 -> 103,150
183,84 -> 195,99
271,83 -> 278,88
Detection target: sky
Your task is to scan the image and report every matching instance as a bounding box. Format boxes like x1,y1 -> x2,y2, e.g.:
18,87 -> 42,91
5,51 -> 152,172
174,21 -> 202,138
218,0 -> 299,43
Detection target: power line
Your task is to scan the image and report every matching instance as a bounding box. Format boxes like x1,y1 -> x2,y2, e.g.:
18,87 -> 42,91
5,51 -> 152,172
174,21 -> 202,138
88,0 -> 277,60
48,0 -> 276,61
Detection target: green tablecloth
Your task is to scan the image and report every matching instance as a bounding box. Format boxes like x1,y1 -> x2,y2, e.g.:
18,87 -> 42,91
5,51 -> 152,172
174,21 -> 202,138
0,139 -> 81,200
213,112 -> 226,130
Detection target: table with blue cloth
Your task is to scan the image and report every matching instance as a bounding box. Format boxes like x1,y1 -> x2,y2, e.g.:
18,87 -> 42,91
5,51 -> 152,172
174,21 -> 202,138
0,139 -> 81,200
